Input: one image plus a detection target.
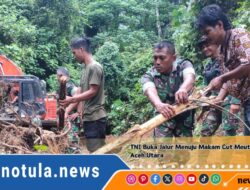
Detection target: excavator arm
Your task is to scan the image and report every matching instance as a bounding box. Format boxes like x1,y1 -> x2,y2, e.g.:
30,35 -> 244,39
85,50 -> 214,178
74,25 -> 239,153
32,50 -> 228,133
0,55 -> 23,76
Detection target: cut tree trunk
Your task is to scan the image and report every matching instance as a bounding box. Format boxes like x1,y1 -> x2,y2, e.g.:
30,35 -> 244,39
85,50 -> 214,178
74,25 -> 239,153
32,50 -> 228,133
92,91 -> 242,155
92,103 -> 199,154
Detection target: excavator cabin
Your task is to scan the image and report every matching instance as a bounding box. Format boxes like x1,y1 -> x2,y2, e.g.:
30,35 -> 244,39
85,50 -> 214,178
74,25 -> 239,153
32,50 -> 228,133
0,55 -> 57,128
0,75 -> 47,121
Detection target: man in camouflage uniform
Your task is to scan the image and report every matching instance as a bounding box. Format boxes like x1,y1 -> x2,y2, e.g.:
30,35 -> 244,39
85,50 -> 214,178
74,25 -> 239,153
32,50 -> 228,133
199,37 -> 241,136
141,41 -> 196,137
57,67 -> 80,153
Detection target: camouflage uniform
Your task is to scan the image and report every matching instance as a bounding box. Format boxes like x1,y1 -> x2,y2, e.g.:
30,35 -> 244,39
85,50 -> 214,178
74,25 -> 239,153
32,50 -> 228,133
66,80 -> 78,98
141,59 -> 195,137
201,59 -> 241,136
59,80 -> 80,153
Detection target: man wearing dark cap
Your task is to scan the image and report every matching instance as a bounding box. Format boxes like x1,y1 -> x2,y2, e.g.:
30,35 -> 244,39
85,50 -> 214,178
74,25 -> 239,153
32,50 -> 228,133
198,36 -> 241,136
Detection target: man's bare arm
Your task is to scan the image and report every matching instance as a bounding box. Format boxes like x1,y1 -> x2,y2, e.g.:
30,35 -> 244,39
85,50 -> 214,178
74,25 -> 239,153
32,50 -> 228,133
60,85 -> 99,107
145,87 -> 175,119
64,87 -> 80,115
216,83 -> 228,101
175,73 -> 195,104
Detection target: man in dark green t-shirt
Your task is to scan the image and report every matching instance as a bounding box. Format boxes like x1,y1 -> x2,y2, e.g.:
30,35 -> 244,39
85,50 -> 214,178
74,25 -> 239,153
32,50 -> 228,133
59,37 -> 107,153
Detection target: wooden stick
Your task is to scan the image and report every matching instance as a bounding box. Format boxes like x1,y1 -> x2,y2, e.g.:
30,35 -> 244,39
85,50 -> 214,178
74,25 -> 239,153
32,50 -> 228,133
58,80 -> 66,130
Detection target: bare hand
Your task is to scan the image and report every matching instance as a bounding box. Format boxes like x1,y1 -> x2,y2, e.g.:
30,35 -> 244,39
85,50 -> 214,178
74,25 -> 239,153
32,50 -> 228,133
209,76 -> 224,90
230,104 -> 241,114
175,88 -> 188,104
213,96 -> 224,105
58,76 -> 68,84
68,112 -> 79,121
59,97 -> 74,107
155,102 -> 175,119
203,76 -> 224,96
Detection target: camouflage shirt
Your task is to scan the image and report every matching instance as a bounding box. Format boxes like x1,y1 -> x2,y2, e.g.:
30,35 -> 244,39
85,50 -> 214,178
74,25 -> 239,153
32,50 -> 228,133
141,58 -> 195,105
66,80 -> 77,97
203,58 -> 221,85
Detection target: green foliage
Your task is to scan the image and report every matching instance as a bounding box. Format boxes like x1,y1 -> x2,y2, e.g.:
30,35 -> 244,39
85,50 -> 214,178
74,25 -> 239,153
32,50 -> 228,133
233,1 -> 250,30
0,0 -> 39,75
83,0 -> 158,36
108,83 -> 153,136
0,0 -> 249,136
0,1 -> 36,45
93,33 -> 154,134
33,145 -> 48,152
124,48 -> 153,87
95,41 -> 124,104
169,4 -> 198,60
66,63 -> 82,86
46,74 -> 58,92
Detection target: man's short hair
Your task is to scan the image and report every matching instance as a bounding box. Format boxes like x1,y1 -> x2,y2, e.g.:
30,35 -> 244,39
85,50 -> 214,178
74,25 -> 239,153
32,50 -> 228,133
57,67 -> 69,77
70,37 -> 91,53
154,40 -> 175,55
196,4 -> 231,30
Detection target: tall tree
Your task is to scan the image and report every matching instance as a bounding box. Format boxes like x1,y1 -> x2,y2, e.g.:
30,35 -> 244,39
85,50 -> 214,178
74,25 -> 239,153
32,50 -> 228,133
155,0 -> 162,39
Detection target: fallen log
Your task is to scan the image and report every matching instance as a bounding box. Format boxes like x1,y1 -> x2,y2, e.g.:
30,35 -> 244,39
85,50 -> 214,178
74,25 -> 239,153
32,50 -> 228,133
92,102 -> 199,154
92,90 -> 246,155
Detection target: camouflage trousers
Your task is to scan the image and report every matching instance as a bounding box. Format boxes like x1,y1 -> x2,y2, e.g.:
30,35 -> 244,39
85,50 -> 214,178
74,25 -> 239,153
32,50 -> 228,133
64,117 -> 80,154
244,99 -> 250,136
68,121 -> 80,144
154,111 -> 194,165
201,103 -> 240,136
154,110 -> 194,137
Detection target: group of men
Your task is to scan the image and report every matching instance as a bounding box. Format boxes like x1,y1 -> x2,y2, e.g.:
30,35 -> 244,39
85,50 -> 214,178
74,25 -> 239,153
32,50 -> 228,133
142,4 -> 250,139
59,4 -> 250,153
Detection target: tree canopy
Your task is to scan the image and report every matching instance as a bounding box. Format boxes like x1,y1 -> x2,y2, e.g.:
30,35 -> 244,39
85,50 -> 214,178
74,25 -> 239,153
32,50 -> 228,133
0,0 -> 249,135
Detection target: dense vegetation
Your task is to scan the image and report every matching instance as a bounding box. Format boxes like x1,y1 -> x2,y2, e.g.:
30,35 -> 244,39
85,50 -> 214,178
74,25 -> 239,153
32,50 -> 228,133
0,0 -> 249,135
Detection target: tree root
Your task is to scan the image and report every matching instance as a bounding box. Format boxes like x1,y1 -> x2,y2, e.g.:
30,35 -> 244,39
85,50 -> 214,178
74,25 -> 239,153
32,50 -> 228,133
0,120 -> 72,154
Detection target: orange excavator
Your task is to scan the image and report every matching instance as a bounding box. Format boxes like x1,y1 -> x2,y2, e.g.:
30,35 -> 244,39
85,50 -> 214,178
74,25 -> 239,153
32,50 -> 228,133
0,55 -> 23,75
0,54 -> 57,128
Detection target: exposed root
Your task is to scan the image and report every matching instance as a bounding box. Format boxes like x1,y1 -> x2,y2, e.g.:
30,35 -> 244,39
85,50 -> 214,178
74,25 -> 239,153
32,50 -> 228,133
0,120 -> 72,154
0,142 -> 33,154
